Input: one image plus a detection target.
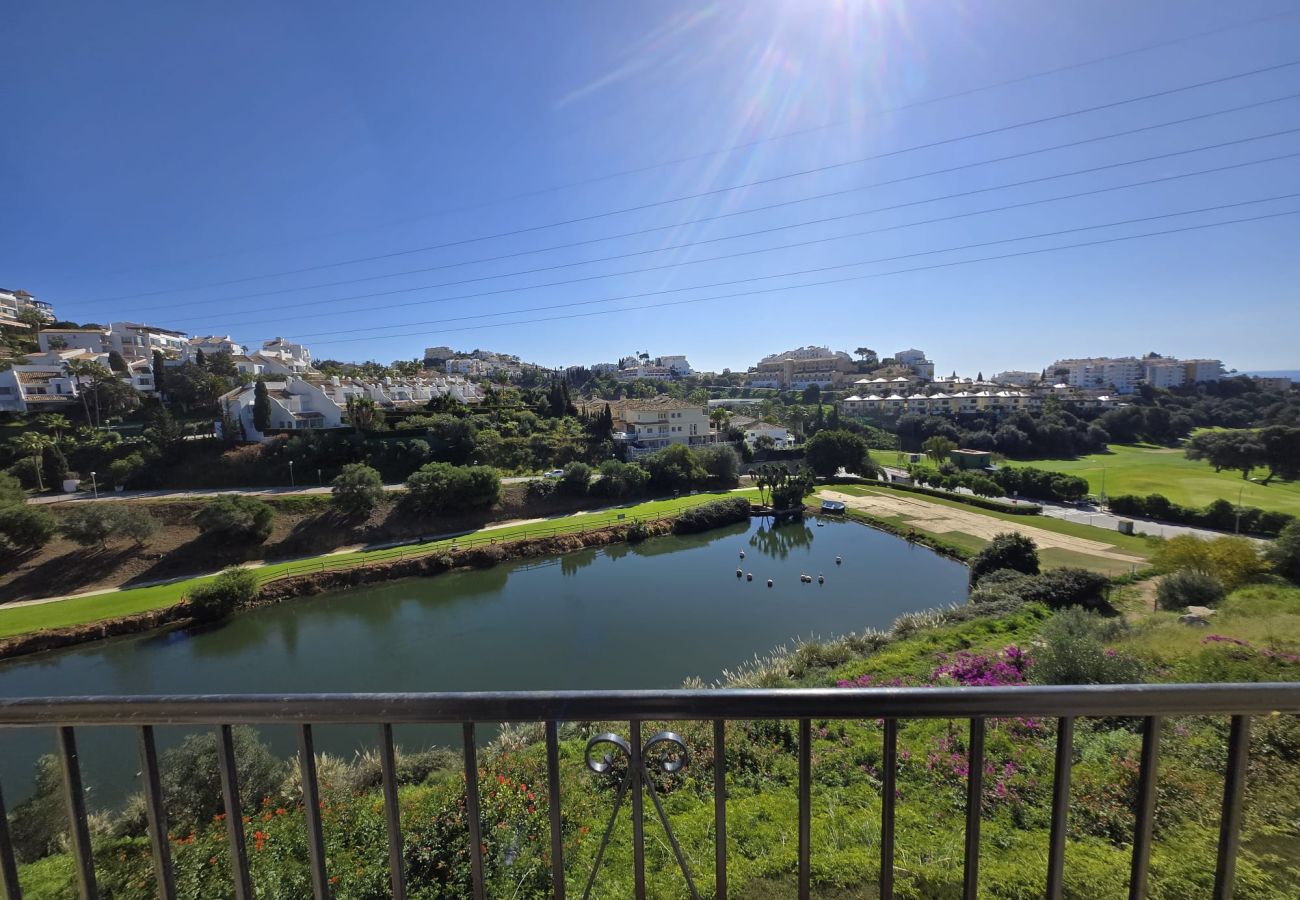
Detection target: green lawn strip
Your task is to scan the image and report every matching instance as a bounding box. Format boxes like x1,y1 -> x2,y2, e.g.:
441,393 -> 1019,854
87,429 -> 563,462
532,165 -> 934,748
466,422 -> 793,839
829,482 -> 1154,558
1025,443 -> 1300,514
0,490 -> 759,639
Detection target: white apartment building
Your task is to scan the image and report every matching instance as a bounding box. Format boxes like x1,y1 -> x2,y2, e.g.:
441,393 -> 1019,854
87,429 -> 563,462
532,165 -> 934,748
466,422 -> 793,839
183,335 -> 246,362
615,365 -> 674,382
1183,359 -> 1223,383
589,362 -> 620,375
1050,357 -> 1145,393
0,288 -> 55,323
218,378 -> 344,442
894,348 -> 935,380
748,346 -> 857,389
1142,358 -> 1186,389
107,322 -> 189,361
313,374 -> 483,408
602,398 -> 713,454
1253,375 -> 1293,392
250,338 -> 314,376
37,328 -> 108,354
992,371 -> 1041,387
655,355 -> 693,376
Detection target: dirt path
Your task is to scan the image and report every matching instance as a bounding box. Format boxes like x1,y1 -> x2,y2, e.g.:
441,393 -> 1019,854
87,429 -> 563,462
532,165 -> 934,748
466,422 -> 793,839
818,489 -> 1146,565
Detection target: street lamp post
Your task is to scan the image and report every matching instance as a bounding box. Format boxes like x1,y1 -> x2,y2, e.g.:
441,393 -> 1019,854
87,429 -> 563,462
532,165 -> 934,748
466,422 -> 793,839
89,471 -> 98,500
318,468 -> 323,486
1236,482 -> 1246,535
288,460 -> 295,490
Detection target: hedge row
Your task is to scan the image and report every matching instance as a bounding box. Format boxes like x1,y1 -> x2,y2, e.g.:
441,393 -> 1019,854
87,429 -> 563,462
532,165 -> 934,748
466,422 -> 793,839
1107,493 -> 1295,536
672,497 -> 754,534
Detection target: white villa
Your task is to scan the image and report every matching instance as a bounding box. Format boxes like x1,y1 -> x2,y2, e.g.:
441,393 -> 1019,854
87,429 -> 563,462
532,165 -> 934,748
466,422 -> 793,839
183,335 -> 246,362
0,348 -> 159,414
730,415 -> 793,449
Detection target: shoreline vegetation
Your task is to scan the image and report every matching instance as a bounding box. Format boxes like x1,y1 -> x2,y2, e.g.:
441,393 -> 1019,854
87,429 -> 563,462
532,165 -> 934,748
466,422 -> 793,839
0,492 -> 762,659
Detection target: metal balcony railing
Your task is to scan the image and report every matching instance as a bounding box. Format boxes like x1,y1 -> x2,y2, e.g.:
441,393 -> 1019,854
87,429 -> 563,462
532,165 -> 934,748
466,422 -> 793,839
2,684 -> 1299,900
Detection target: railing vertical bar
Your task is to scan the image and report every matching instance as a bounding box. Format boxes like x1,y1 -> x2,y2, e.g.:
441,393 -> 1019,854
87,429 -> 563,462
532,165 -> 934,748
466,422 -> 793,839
462,723 -> 485,900
377,724 -> 408,900
1213,715 -> 1251,900
0,781 -> 23,900
57,727 -> 98,900
713,719 -> 727,900
215,725 -> 253,900
1128,715 -> 1161,900
962,718 -> 985,900
1046,716 -> 1074,900
630,720 -> 646,900
880,718 -> 897,900
798,718 -> 811,900
545,721 -> 566,900
296,725 -> 330,900
136,726 -> 177,900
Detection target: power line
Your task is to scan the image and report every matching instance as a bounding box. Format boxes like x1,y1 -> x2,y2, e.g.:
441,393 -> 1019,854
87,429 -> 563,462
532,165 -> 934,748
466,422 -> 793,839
74,7 -> 1300,287
302,208 -> 1300,347
272,193 -> 1300,342
73,57 -> 1300,306
185,139 -> 1300,333
126,91 -> 1300,316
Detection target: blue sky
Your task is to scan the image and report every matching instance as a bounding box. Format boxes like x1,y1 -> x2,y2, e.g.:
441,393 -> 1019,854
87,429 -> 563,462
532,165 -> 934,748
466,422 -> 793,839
3,1 -> 1299,375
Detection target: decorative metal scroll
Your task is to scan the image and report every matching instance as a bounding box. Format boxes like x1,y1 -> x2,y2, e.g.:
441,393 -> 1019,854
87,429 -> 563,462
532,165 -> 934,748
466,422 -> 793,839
580,730 -> 699,900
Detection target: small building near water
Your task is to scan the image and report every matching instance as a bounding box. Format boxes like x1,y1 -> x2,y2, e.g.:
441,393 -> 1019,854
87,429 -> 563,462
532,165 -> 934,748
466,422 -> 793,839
949,448 -> 993,470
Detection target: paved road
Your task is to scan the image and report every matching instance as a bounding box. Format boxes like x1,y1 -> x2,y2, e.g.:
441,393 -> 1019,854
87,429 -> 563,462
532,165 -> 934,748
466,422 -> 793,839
1036,500 -> 1259,542
27,475 -> 539,505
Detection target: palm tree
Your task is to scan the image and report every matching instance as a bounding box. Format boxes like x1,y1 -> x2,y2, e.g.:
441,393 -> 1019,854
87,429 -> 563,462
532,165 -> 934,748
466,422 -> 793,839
709,407 -> 731,440
62,358 -> 98,425
35,413 -> 71,443
10,432 -> 51,491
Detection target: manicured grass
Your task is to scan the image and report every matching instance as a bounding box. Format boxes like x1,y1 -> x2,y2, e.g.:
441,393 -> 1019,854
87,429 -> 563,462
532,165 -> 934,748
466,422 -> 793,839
1027,443 -> 1300,514
0,490 -> 759,639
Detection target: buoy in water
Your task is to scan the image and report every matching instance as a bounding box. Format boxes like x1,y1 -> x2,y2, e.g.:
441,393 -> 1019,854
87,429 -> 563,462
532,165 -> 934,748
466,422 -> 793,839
818,574 -> 825,584
736,569 -> 743,577
739,551 -> 745,559
746,573 -> 753,581
835,556 -> 843,565
767,579 -> 774,587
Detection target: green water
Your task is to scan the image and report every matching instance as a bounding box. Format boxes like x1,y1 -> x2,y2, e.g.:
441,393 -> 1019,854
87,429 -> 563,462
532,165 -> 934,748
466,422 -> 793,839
0,516 -> 966,803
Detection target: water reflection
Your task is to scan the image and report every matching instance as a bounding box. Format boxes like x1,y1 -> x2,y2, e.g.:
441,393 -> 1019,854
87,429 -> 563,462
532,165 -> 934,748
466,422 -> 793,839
749,519 -> 814,559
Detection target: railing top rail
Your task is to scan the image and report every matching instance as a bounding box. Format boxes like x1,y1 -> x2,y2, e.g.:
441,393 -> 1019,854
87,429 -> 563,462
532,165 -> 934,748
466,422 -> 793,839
1,684 -> 1297,727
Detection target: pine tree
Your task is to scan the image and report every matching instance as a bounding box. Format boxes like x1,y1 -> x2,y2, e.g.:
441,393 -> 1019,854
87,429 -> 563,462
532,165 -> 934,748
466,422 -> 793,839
41,444 -> 69,490
253,378 -> 271,433
195,348 -> 207,367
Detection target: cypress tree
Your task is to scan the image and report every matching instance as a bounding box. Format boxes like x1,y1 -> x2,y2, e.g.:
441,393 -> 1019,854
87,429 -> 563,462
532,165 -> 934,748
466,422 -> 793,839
253,378 -> 271,433
41,444 -> 69,490
107,351 -> 129,374
152,350 -> 167,399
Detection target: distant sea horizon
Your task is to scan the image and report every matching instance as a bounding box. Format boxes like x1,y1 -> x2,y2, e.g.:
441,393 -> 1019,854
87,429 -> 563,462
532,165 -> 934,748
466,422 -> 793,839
1242,369 -> 1300,379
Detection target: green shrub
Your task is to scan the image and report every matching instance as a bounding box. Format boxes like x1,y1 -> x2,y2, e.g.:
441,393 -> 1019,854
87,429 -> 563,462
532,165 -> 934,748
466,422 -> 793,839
107,453 -> 145,489
405,462 -> 500,514
1031,607 -> 1144,685
1156,568 -> 1227,610
558,461 -> 592,496
159,726 -> 285,828
672,497 -> 751,534
59,503 -> 160,549
1016,567 -> 1111,611
186,567 -> 260,621
193,494 -> 275,543
5,755 -> 67,862
0,470 -> 26,505
591,459 -> 649,498
525,477 -> 555,501
331,462 -> 385,517
804,429 -> 875,477
639,444 -> 704,493
694,445 -> 740,484
0,503 -> 57,553
1265,521 -> 1300,585
968,532 -> 1039,587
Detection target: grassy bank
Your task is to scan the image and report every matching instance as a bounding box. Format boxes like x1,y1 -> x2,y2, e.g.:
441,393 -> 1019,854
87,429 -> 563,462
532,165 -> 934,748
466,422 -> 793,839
0,490 -> 758,640
1028,443 -> 1300,514
12,584 -> 1300,898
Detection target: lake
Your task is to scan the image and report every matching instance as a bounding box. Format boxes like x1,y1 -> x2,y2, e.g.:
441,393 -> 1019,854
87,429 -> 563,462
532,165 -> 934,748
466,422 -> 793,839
0,516 -> 967,803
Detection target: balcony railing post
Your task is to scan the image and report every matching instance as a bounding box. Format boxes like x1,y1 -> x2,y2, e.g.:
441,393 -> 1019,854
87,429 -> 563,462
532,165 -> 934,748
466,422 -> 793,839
1128,716 -> 1161,900
798,718 -> 811,900
215,725 -> 253,900
630,720 -> 646,900
57,727 -> 98,900
545,721 -> 566,900
880,718 -> 897,900
136,726 -> 177,900
1213,715 -> 1251,900
1046,716 -> 1074,900
296,725 -> 330,899
0,781 -> 23,900
377,724 -> 408,900
713,719 -> 727,900
462,723 -> 486,900
963,718 -> 985,900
